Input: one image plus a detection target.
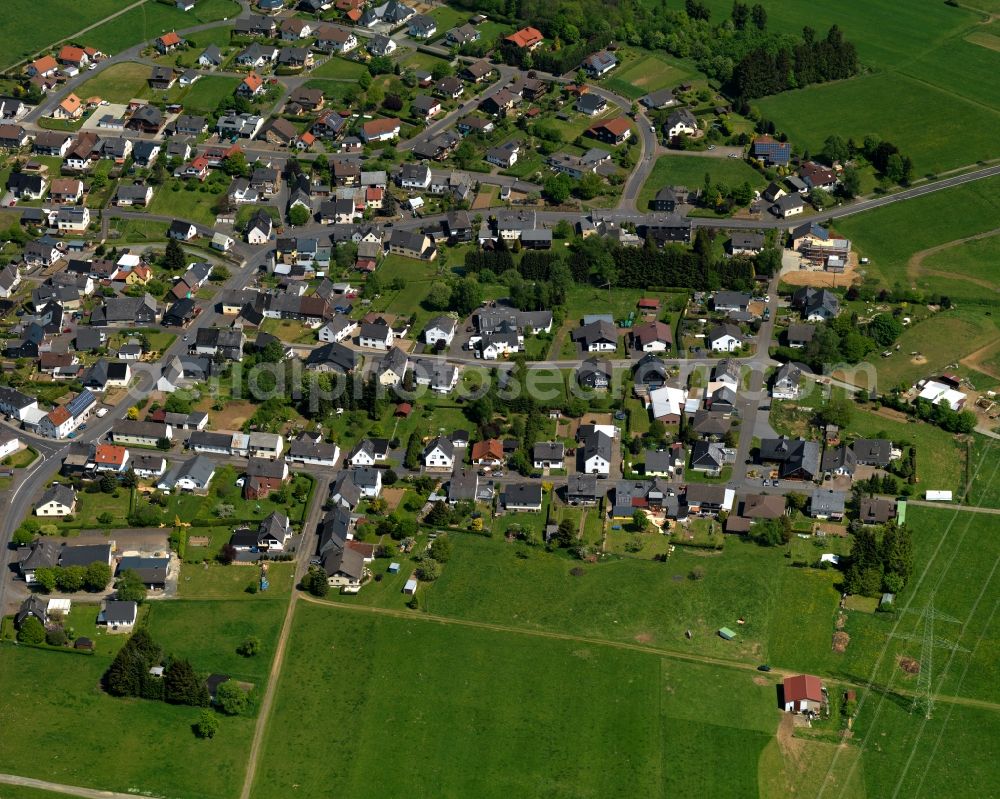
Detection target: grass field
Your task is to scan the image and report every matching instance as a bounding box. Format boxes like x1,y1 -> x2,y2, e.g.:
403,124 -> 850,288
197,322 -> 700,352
638,153 -> 767,209
177,75 -> 242,115
74,62 -> 151,103
147,180 -> 225,225
835,174 -> 1000,294
602,50 -> 698,100
86,0 -> 240,55
0,0 -> 127,71
308,56 -> 368,80
868,309 -> 1000,390
701,0 -> 981,71
362,533 -> 835,663
0,642 -> 255,798
145,597 -> 287,685
844,406 -> 965,493
250,603 -> 785,799
756,72 -> 1000,176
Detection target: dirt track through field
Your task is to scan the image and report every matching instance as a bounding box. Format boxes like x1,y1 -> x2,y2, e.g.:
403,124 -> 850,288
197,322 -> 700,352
960,339 -> 1000,381
297,593 -> 1000,714
905,226 -> 1000,292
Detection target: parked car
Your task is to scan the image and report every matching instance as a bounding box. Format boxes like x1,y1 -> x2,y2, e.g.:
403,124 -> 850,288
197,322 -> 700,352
96,407 -> 109,418
757,664 -> 771,672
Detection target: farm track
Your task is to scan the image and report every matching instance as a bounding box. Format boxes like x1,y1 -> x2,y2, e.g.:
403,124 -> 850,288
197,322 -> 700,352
297,592 -> 1000,714
904,226 -> 1000,291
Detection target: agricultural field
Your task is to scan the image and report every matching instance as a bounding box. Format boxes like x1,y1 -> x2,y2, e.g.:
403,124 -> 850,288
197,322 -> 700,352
756,72 -> 1000,176
0,0 -> 126,71
836,174 -> 1000,292
249,603 -> 788,799
86,0 -> 240,55
966,436 -> 1000,509
74,62 -> 151,103
0,787 -> 81,799
637,153 -> 768,209
916,232 -> 1000,305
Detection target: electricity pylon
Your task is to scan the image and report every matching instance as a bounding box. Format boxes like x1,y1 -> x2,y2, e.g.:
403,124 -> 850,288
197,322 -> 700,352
889,592 -> 969,719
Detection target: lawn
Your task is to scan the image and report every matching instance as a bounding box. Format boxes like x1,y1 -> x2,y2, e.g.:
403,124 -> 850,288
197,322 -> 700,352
301,78 -> 362,103
0,0 -> 126,71
426,4 -> 467,34
111,218 -> 169,242
178,562 -> 295,598
755,71 -> 1000,176
0,643 -> 255,798
603,50 -> 698,100
53,486 -> 133,530
249,603 -> 784,799
308,56 -> 368,80
85,0 -> 241,54
145,596 -> 288,685
74,62 -> 151,103
147,180 -> 226,226
638,153 -> 767,209
177,75 -> 242,115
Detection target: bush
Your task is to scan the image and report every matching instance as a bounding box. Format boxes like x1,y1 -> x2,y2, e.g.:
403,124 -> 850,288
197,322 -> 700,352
17,617 -> 45,645
193,710 -> 219,739
45,627 -> 67,647
237,636 -> 260,657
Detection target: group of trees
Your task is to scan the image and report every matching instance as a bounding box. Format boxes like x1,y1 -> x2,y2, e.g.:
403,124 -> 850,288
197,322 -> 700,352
464,245 -> 573,312
103,630 -> 206,705
31,561 -> 112,594
730,25 -> 859,100
843,521 -> 914,596
820,134 -> 914,187
779,310 -> 906,374
879,395 -> 977,435
543,171 -> 606,204
566,230 -> 777,294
